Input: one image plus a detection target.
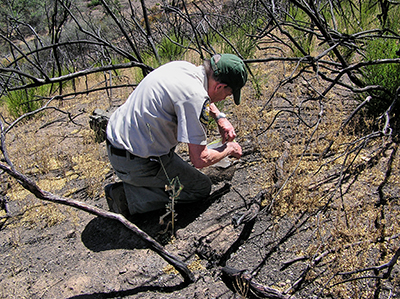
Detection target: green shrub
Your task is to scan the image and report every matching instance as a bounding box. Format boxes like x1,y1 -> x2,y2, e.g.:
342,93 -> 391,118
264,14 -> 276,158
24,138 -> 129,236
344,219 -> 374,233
363,38 -> 400,116
3,87 -> 45,118
221,26 -> 257,60
0,0 -> 47,34
285,4 -> 315,57
157,34 -> 186,61
87,0 -> 100,8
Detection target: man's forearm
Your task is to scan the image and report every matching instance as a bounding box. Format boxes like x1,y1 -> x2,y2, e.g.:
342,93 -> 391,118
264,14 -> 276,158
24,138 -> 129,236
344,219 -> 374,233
188,142 -> 242,169
209,103 -> 221,119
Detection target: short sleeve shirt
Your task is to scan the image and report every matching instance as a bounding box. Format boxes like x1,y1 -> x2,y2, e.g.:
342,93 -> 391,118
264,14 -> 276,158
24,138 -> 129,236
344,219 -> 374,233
106,61 -> 210,158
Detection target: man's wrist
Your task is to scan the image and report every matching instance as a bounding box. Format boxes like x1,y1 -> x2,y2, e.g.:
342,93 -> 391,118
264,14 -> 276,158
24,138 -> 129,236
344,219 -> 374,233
215,112 -> 226,121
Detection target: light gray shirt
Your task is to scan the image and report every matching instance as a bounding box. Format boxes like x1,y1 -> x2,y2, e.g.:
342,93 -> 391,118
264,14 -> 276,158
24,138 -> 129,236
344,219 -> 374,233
106,61 -> 210,158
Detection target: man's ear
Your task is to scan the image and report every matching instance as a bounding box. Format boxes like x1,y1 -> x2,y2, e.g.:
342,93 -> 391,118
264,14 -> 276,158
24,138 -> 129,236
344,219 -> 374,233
216,82 -> 228,90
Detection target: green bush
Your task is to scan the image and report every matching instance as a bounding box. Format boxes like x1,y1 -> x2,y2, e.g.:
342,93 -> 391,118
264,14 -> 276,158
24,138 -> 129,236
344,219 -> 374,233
221,26 -> 257,60
285,4 -> 315,57
363,38 -> 400,116
0,0 -> 47,34
87,0 -> 100,8
157,35 -> 186,61
3,87 -> 45,118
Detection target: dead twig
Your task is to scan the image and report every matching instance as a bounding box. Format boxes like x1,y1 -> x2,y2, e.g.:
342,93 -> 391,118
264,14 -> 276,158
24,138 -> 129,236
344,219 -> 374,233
337,246 -> 400,280
0,160 -> 195,283
221,266 -> 293,299
0,118 -> 194,284
320,95 -> 372,159
232,141 -> 291,228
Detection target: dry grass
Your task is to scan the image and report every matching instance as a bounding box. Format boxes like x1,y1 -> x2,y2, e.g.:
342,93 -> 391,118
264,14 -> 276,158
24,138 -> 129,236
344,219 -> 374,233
0,73 -> 134,228
229,51 -> 399,296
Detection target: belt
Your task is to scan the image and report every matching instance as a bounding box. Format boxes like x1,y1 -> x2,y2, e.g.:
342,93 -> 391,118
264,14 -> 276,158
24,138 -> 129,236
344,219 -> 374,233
106,139 -> 136,159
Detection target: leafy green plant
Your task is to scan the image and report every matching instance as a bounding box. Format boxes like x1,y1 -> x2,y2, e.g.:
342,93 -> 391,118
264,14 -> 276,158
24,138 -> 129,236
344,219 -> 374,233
87,0 -> 100,8
222,26 -> 257,60
362,37 -> 400,116
157,34 -> 186,61
213,11 -> 259,60
3,86 -> 46,118
285,4 -> 315,57
0,0 -> 47,34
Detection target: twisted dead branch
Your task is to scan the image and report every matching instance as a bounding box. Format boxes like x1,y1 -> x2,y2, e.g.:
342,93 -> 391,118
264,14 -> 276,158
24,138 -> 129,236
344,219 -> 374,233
0,117 -> 195,284
221,266 -> 293,299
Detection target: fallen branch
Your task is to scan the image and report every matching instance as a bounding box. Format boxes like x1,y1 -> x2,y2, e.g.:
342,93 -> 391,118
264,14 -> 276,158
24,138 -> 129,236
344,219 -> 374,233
231,190 -> 267,227
337,246 -> 400,281
221,266 -> 293,299
0,161 -> 195,284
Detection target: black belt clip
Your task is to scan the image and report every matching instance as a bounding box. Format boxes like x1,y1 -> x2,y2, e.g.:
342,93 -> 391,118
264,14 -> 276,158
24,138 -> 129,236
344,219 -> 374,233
106,139 -> 135,159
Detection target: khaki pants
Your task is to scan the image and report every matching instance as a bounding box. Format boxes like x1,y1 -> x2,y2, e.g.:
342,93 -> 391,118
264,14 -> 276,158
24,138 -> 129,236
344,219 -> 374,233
107,145 -> 212,214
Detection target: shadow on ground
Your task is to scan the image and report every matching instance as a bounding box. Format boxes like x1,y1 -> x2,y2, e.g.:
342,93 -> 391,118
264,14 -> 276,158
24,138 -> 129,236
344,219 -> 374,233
67,281 -> 189,299
81,183 -> 231,251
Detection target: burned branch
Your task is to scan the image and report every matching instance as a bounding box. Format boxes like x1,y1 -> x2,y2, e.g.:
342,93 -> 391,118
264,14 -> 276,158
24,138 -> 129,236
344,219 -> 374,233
221,266 -> 293,299
0,118 -> 195,284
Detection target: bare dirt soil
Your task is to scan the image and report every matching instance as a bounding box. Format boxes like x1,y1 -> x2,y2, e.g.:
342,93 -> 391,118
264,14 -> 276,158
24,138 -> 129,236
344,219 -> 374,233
0,89 -> 273,298
0,122 -> 268,298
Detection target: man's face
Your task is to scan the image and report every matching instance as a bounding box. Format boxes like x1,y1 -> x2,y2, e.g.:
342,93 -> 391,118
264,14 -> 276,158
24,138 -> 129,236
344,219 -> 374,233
209,82 -> 233,103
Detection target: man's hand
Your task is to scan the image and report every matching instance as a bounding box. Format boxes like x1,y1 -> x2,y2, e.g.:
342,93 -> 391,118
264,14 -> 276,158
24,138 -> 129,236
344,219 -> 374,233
209,103 -> 237,143
188,141 -> 242,169
226,141 -> 242,159
217,117 -> 236,143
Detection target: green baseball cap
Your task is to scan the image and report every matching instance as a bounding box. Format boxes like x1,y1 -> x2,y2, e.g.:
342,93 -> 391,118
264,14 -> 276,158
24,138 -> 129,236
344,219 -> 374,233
210,54 -> 248,105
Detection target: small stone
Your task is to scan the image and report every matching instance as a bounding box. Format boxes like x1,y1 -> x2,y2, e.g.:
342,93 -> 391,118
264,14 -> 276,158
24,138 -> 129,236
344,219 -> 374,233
66,230 -> 76,238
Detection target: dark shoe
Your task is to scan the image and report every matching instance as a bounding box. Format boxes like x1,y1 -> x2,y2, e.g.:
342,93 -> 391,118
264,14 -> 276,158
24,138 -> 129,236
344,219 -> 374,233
104,182 -> 129,217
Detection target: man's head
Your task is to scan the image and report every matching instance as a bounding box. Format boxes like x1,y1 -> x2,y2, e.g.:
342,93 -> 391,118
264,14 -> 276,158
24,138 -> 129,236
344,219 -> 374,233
210,54 -> 248,105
